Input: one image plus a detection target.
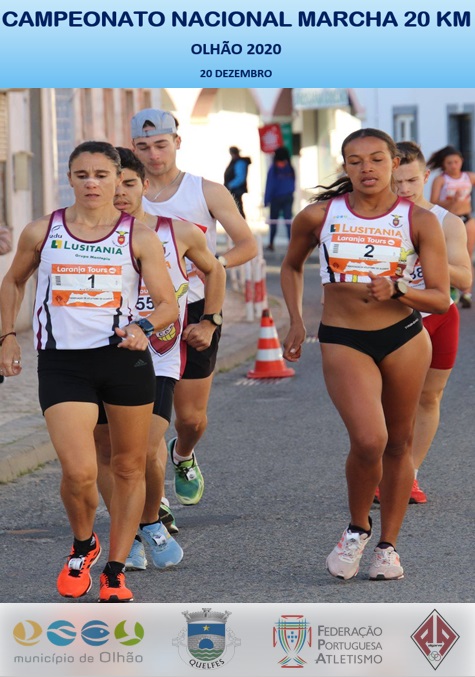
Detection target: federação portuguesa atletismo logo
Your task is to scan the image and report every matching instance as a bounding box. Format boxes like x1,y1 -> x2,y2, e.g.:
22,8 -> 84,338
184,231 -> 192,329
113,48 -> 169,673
273,615 -> 312,668
173,608 -> 241,669
411,610 -> 459,670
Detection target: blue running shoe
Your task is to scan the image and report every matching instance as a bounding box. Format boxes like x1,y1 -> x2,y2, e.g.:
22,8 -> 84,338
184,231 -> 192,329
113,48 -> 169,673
167,437 -> 204,505
125,538 -> 147,571
139,521 -> 183,569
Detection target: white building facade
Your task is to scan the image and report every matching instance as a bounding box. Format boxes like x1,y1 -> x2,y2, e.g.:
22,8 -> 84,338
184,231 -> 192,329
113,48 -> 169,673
354,88 -> 475,185
1,87 -> 363,330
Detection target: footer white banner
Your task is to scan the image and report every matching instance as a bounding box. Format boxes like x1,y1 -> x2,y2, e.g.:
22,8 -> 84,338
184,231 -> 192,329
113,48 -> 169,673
0,603 -> 473,676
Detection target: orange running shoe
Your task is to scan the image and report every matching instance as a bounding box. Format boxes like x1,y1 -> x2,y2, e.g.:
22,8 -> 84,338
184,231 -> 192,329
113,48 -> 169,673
99,571 -> 134,603
57,533 -> 101,598
409,478 -> 427,504
375,479 -> 427,506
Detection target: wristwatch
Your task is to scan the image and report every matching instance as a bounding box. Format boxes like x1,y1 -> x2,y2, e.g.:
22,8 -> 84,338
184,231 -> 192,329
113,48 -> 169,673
391,279 -> 409,299
216,255 -> 227,268
134,317 -> 155,337
200,313 -> 223,327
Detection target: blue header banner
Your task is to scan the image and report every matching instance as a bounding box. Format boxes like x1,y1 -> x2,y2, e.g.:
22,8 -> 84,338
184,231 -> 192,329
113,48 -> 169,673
0,0 -> 474,86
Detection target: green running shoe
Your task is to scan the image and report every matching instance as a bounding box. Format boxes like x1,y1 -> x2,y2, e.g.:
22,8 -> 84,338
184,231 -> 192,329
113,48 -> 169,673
159,501 -> 179,534
167,437 -> 204,505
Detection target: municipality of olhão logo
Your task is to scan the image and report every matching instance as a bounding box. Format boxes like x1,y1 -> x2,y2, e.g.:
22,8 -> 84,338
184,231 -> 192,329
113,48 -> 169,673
13,619 -> 144,647
173,607 -> 240,669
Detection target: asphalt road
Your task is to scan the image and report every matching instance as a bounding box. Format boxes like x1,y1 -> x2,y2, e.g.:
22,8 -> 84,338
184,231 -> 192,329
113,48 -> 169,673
0,263 -> 474,604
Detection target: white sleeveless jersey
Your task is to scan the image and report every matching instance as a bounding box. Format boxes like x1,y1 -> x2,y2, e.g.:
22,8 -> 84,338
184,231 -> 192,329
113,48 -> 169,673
409,204 -> 453,317
136,217 -> 188,379
439,172 -> 472,202
410,205 -> 448,291
34,209 -> 139,350
319,195 -> 418,285
143,172 -> 216,303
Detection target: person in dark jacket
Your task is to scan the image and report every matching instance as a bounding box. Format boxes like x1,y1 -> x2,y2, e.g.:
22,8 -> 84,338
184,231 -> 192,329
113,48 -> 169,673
264,146 -> 296,251
224,146 -> 251,218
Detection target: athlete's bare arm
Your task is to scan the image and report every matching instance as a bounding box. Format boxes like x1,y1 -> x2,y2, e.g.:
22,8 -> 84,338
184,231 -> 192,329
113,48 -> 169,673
202,179 -> 257,266
174,220 -> 226,351
442,212 -> 473,290
0,217 -> 50,376
118,222 -> 178,350
281,202 -> 325,361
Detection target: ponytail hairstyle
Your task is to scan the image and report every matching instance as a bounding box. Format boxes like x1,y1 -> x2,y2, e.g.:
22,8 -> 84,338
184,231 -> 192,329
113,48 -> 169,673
427,145 -> 463,171
311,128 -> 399,203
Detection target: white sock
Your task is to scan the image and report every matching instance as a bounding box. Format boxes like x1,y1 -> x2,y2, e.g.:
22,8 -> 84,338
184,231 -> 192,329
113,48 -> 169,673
414,468 -> 419,480
174,449 -> 194,464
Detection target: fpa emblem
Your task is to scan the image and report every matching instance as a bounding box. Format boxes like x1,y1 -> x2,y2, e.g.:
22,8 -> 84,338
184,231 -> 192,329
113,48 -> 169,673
411,609 -> 459,670
273,614 -> 312,668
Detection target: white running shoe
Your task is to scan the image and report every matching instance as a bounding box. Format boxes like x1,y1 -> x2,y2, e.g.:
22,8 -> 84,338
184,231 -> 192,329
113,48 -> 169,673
368,546 -> 404,580
326,527 -> 372,580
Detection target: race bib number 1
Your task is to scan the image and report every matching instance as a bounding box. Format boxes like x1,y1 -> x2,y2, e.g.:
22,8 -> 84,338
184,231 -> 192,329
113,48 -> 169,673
51,264 -> 122,307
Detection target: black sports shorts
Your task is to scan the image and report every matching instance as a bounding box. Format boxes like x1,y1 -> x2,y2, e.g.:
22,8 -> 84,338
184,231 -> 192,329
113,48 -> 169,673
38,345 -> 155,414
182,298 -> 222,380
96,375 -> 176,424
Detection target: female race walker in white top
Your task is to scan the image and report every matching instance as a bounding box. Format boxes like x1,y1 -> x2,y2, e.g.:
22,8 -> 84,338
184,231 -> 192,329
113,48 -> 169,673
281,129 -> 450,581
428,145 -> 475,308
393,141 -> 472,503
0,142 -> 177,603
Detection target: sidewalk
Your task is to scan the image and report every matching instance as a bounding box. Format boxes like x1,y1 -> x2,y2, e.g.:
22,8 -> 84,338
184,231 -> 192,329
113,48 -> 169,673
0,283 -> 289,484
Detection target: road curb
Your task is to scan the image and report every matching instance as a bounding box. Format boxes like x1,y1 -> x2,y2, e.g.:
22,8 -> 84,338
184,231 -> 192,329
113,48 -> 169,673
0,294 -> 290,484
0,432 -> 57,484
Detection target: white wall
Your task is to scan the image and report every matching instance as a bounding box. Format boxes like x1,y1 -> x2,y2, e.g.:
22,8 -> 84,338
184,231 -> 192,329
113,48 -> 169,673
354,88 -> 475,195
0,90 -> 35,331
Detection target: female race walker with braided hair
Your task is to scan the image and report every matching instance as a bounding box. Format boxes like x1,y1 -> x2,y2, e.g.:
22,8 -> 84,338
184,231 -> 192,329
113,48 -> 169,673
428,145 -> 475,308
281,129 -> 450,581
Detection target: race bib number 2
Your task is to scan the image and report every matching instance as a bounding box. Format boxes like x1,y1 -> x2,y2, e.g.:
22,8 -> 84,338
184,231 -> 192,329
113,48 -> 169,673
328,233 -> 402,278
51,264 -> 122,307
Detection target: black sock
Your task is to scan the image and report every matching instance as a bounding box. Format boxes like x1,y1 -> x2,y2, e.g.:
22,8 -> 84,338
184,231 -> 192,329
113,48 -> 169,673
134,535 -> 142,543
348,515 -> 372,536
73,534 -> 95,556
103,561 -> 125,577
377,541 -> 395,550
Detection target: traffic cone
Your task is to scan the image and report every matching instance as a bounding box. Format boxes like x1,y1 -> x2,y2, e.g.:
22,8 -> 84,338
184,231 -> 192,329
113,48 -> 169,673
247,309 -> 295,379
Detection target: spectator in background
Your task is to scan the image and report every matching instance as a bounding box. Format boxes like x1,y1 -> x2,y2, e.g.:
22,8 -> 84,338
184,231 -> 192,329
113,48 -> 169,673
428,145 -> 475,308
264,146 -> 296,251
224,146 -> 251,218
